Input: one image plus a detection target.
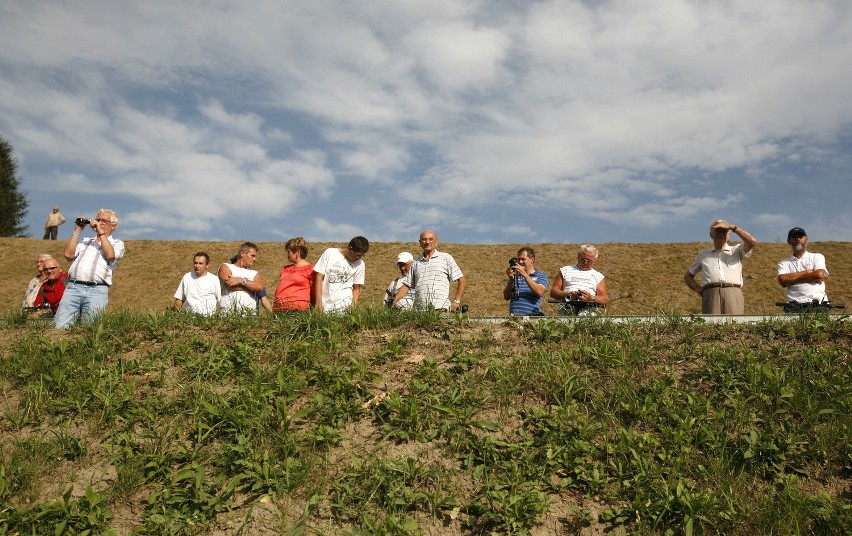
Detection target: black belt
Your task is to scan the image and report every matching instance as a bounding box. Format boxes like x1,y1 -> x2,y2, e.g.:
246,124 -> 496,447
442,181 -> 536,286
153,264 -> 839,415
702,282 -> 741,292
69,278 -> 108,287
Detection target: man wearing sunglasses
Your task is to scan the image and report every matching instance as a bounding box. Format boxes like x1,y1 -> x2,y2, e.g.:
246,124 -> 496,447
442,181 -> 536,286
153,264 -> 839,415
54,209 -> 126,328
31,259 -> 67,317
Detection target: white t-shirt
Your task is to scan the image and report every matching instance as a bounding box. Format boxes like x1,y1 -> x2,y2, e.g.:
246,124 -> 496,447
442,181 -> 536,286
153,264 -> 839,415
777,251 -> 829,303
558,265 -> 605,296
313,248 -> 365,313
219,264 -> 259,314
174,271 -> 221,316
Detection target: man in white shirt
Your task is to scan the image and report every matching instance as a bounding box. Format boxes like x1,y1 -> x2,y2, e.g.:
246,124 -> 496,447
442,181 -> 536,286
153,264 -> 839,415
219,242 -> 269,315
777,227 -> 830,312
313,236 -> 369,313
174,252 -> 221,316
393,230 -> 466,312
54,209 -> 125,328
684,219 -> 757,314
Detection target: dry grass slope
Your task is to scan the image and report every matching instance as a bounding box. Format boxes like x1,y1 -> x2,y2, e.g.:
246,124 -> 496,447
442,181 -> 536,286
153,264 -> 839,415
2,237 -> 850,317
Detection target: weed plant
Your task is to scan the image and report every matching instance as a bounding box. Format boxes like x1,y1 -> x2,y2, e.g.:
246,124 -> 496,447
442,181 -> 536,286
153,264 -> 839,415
0,307 -> 850,534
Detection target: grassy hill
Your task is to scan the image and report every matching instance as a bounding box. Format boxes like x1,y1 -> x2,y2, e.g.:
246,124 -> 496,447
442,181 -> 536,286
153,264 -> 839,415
2,237 -> 850,316
0,308 -> 850,534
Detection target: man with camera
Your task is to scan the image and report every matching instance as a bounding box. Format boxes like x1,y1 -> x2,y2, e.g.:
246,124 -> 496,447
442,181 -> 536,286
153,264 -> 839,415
550,244 -> 609,316
503,247 -> 548,316
54,209 -> 125,328
393,229 -> 466,312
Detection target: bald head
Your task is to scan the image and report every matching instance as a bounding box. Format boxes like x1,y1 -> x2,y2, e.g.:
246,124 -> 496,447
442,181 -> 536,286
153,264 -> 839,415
419,229 -> 439,256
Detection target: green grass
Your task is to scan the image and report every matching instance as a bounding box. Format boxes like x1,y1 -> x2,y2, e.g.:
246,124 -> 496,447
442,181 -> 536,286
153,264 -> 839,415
0,308 -> 850,534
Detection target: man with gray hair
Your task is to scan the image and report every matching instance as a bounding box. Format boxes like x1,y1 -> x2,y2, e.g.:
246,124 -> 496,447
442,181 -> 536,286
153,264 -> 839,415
684,219 -> 757,314
550,244 -> 609,316
54,208 -> 125,328
22,253 -> 54,309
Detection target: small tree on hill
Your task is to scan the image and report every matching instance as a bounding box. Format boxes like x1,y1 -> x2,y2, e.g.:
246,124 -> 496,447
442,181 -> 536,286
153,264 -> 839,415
0,135 -> 30,237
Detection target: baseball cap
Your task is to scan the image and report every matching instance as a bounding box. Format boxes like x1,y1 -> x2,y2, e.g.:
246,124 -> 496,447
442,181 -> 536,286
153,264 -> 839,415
53,206 -> 60,210
396,252 -> 414,264
787,227 -> 807,239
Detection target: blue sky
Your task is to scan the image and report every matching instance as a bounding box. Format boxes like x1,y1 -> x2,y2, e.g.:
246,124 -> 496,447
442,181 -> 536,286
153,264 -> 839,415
2,0 -> 851,244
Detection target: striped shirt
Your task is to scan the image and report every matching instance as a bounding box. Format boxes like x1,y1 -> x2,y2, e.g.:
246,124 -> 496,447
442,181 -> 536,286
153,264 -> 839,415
402,250 -> 463,310
509,271 -> 548,316
68,236 -> 125,286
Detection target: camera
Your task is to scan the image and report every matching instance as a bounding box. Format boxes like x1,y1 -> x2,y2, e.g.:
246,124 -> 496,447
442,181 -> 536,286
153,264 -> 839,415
509,257 -> 518,267
75,218 -> 91,226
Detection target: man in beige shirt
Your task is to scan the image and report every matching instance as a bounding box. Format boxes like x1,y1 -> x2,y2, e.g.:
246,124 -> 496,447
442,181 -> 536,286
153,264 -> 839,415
43,206 -> 66,240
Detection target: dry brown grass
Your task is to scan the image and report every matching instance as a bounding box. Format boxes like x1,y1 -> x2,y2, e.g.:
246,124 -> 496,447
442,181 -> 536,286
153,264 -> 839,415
2,237 -> 850,317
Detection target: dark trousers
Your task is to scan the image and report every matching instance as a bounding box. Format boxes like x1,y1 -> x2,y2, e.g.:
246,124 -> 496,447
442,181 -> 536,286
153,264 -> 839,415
43,226 -> 58,240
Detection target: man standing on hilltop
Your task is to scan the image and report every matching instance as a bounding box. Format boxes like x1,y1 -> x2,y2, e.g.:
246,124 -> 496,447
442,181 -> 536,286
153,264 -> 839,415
777,227 -> 831,312
43,206 -> 66,240
54,209 -> 125,328
683,219 -> 757,314
313,236 -> 369,313
393,229 -> 466,312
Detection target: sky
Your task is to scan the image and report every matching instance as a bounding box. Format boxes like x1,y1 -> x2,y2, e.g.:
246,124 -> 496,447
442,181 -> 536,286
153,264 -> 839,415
2,0 -> 851,245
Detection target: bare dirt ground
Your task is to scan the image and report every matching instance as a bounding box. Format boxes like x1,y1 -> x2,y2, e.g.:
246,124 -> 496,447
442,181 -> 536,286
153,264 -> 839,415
3,237 -> 850,317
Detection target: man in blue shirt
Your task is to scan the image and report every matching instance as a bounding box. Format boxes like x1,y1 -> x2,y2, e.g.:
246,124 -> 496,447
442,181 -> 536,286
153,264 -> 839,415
503,247 -> 548,316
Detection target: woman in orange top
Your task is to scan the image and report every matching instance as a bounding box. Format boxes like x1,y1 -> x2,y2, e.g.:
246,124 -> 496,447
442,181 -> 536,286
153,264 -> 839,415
273,237 -> 314,311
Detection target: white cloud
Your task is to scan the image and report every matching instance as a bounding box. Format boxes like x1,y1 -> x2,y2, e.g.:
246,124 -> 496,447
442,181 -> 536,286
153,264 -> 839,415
2,0 -> 852,242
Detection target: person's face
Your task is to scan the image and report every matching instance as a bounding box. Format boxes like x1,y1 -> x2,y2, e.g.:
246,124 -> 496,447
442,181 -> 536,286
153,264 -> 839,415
398,261 -> 412,276
193,256 -> 209,276
344,247 -> 365,262
287,249 -> 300,264
788,233 -> 808,252
52,208 -> 59,213
240,248 -> 258,267
36,256 -> 49,274
710,226 -> 729,242
419,232 -> 438,254
517,251 -> 534,271
577,251 -> 596,271
95,212 -> 116,233
42,262 -> 61,281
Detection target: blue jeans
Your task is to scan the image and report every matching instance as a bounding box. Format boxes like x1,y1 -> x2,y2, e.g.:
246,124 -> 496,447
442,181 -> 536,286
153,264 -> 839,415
53,282 -> 110,329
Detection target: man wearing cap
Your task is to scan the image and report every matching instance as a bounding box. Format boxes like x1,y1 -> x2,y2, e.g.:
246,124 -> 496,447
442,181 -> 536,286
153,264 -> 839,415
505,247 -> 548,316
777,227 -> 830,312
385,252 -> 416,309
684,219 -> 757,314
43,206 -> 66,240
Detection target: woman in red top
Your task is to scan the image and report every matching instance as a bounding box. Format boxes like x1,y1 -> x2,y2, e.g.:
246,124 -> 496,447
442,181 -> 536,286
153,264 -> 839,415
273,237 -> 314,311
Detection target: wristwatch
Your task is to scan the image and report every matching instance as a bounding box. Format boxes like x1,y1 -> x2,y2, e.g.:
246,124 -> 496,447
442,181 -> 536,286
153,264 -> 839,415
452,299 -> 461,304
241,278 -> 247,286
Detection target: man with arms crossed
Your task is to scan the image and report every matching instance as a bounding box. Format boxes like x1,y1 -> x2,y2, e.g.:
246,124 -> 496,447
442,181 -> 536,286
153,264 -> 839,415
504,247 -> 548,316
54,209 -> 125,328
684,219 -> 757,314
174,252 -> 221,315
313,236 -> 369,313
777,227 -> 831,312
393,230 -> 466,312
219,242 -> 269,315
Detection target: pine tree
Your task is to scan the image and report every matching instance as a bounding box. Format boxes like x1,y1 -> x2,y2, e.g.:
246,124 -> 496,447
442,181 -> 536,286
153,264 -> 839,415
0,135 -> 30,237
